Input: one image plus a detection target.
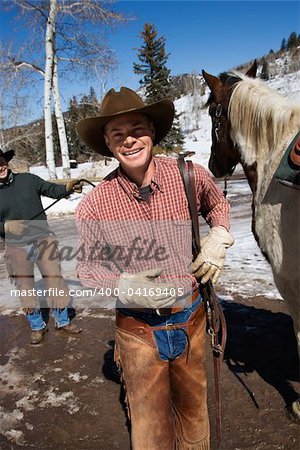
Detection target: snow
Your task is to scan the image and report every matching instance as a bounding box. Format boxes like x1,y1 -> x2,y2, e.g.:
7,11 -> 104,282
268,69 -> 300,102
40,388 -> 80,414
28,69 -> 300,207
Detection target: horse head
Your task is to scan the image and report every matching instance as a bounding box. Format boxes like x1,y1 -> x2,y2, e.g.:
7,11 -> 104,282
202,61 -> 257,178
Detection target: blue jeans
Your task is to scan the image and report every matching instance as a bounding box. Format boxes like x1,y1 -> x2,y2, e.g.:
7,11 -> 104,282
118,295 -> 202,360
26,308 -> 70,331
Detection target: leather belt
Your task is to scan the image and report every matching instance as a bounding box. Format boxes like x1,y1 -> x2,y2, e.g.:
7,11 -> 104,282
120,289 -> 199,316
116,302 -> 205,348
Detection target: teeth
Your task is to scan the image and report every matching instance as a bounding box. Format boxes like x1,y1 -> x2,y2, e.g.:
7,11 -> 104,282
123,149 -> 141,156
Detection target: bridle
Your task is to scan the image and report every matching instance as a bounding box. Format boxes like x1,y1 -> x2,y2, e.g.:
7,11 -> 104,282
213,103 -> 223,143
211,102 -> 236,196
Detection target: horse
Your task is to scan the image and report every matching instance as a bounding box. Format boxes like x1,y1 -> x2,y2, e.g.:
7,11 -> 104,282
202,62 -> 300,421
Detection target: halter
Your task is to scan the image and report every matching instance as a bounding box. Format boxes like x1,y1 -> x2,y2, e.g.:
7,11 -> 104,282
213,104 -> 223,142
211,103 -> 236,197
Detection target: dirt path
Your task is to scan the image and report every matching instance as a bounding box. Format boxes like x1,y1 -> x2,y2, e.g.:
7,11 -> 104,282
1,293 -> 299,450
1,175 -> 299,448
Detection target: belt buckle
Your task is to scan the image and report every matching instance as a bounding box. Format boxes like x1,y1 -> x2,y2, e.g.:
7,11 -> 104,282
155,290 -> 198,317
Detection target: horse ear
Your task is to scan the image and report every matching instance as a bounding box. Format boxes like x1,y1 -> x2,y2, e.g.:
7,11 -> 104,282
202,70 -> 222,93
246,60 -> 257,78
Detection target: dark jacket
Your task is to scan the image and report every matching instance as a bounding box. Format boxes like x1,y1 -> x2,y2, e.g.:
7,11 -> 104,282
0,172 -> 68,245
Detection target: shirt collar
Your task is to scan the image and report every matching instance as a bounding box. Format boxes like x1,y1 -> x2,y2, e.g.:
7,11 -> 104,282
116,156 -> 164,200
0,170 -> 13,186
152,157 -> 164,192
117,166 -> 139,200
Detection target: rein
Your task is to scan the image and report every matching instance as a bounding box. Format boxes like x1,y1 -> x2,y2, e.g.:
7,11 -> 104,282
177,154 -> 227,449
223,178 -> 228,198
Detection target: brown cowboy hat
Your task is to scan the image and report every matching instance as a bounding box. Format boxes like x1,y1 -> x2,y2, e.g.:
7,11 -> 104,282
0,149 -> 15,162
76,87 -> 175,157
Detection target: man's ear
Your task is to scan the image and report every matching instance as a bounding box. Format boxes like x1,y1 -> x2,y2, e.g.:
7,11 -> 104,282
104,135 -> 110,148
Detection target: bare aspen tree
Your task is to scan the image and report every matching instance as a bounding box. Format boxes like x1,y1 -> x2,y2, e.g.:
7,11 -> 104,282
0,43 -> 35,151
0,98 -> 5,149
1,0 -> 127,178
53,55 -> 70,177
44,0 -> 57,178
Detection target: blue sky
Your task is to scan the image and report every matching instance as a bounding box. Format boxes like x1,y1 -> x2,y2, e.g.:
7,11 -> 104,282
1,0 -> 299,122
110,1 -> 300,89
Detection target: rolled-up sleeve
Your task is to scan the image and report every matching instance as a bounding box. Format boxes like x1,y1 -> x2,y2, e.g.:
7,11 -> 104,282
194,165 -> 230,230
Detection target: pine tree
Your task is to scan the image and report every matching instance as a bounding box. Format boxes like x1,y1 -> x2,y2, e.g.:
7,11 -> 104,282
260,58 -> 270,80
65,88 -> 101,161
280,38 -> 286,51
287,32 -> 298,50
65,96 -> 83,160
80,87 -> 99,117
52,114 -> 61,166
133,22 -> 171,102
133,22 -> 184,152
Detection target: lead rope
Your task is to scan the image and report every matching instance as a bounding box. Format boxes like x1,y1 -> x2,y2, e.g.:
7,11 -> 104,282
28,178 -> 96,221
223,178 -> 228,198
221,174 -> 261,413
191,163 -> 226,450
177,155 -> 226,449
16,179 -> 97,245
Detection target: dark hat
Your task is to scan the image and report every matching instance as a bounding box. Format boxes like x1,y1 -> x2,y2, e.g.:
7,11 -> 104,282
0,149 -> 15,162
76,87 -> 175,157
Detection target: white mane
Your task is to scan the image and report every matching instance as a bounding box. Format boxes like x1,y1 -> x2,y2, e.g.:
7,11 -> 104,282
228,72 -> 300,167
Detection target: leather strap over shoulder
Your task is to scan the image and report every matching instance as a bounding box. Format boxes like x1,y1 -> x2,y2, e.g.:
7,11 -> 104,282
177,155 -> 200,258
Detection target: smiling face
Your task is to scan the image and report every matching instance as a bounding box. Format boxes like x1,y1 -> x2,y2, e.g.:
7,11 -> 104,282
104,112 -> 156,185
0,156 -> 8,180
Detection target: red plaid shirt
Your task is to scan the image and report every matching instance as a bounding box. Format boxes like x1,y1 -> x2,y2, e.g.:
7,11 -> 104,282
76,156 -> 230,294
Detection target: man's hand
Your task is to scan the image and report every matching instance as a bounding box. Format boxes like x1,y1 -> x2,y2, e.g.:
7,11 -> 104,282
66,179 -> 84,193
4,220 -> 28,236
191,226 -> 234,284
118,268 -> 177,308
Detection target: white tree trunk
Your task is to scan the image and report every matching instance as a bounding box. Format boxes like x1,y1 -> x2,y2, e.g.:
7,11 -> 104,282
53,56 -> 70,178
44,0 -> 57,179
0,97 -> 5,148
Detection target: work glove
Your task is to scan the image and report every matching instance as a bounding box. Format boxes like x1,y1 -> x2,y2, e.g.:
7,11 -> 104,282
191,226 -> 234,285
4,220 -> 28,236
66,179 -> 84,193
118,268 -> 177,309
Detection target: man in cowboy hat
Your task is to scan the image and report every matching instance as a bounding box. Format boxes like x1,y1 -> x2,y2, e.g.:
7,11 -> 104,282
0,148 -> 83,344
75,87 -> 234,449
